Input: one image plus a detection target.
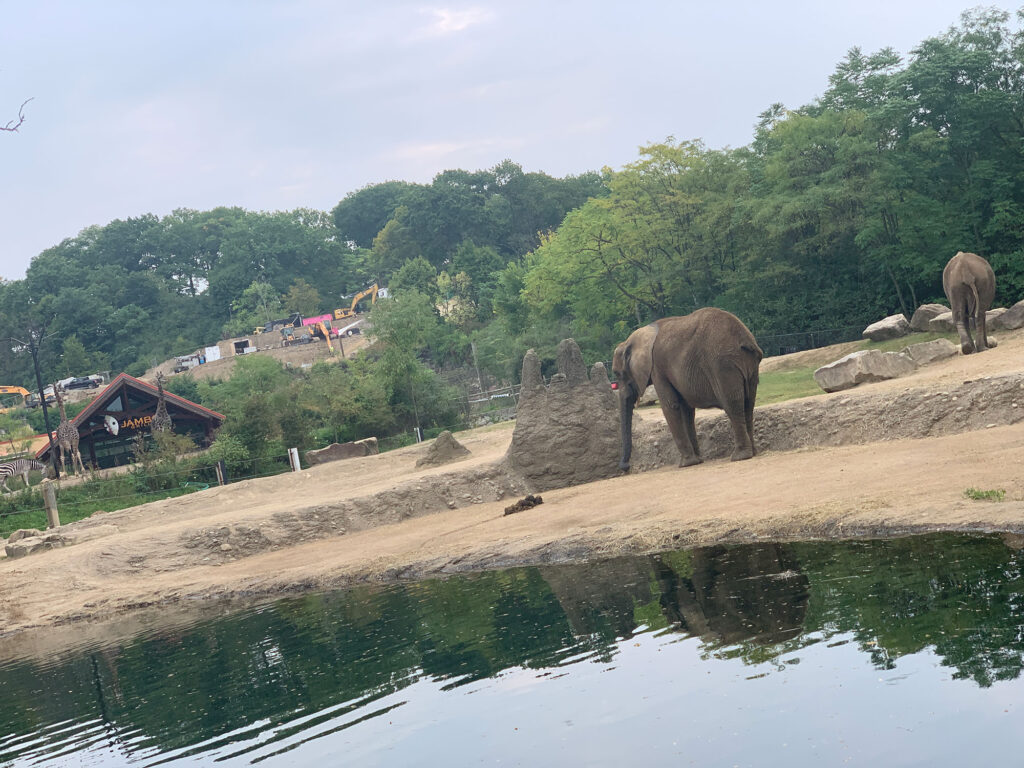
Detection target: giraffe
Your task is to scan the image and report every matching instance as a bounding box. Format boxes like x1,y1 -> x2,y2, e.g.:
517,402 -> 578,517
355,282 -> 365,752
150,373 -> 173,434
53,386 -> 87,475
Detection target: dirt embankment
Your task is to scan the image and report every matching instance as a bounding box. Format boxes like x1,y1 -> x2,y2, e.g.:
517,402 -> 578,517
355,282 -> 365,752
4,331 -> 1024,656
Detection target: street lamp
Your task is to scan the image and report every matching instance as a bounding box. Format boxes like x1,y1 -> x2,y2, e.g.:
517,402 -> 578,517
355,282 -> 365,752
11,329 -> 60,478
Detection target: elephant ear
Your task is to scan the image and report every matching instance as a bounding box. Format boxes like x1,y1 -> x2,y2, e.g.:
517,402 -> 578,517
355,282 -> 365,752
621,323 -> 657,397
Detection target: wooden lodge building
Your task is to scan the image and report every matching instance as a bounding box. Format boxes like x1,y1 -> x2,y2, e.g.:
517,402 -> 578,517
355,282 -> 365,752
36,373 -> 225,469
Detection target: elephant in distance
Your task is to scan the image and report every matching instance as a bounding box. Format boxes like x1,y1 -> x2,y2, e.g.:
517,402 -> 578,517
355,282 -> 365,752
612,307 -> 763,471
943,251 -> 996,355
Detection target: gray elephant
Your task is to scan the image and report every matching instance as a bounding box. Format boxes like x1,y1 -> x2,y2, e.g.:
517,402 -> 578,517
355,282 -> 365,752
612,307 -> 762,471
943,251 -> 996,354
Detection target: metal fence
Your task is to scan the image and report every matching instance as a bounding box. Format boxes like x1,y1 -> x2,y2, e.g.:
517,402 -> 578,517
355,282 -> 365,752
755,325 -> 865,358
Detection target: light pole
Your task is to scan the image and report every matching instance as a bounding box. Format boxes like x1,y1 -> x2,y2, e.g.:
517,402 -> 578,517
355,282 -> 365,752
11,329 -> 60,478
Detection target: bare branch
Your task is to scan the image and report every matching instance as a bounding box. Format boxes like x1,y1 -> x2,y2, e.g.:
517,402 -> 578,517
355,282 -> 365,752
1,97 -> 33,132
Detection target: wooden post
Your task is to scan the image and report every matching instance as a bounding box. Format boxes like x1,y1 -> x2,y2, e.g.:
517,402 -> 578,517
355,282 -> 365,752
288,447 -> 301,472
42,479 -> 60,529
215,460 -> 227,486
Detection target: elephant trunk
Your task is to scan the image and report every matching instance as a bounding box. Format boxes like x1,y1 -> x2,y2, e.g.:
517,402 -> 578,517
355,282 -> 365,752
618,383 -> 638,471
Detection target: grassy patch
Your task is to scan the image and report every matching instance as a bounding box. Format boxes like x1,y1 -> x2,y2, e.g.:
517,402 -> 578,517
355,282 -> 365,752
755,330 -> 961,407
862,331 -> 957,354
757,368 -> 823,405
0,475 -> 201,538
963,487 -> 1006,502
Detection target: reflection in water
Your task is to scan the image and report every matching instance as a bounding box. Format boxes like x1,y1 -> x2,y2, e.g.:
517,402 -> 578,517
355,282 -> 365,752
1,534 -> 1023,765
657,543 -> 809,646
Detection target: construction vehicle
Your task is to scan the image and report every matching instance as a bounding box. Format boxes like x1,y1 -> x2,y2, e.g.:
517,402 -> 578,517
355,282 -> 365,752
255,313 -> 302,336
280,326 -> 314,346
334,284 -> 380,321
307,318 -> 335,353
0,386 -> 30,414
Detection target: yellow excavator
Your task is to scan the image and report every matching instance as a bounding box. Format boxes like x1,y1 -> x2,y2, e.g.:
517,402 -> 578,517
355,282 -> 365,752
334,284 -> 380,321
0,386 -> 30,415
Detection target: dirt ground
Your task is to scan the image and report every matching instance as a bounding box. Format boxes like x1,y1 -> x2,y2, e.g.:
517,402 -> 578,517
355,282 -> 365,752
4,329 -> 1024,658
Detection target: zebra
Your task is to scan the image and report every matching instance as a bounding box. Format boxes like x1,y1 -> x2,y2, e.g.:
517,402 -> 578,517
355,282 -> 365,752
0,458 -> 49,494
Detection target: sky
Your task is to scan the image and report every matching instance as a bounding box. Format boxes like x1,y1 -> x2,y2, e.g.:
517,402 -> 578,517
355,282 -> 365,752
0,1 -> 1018,279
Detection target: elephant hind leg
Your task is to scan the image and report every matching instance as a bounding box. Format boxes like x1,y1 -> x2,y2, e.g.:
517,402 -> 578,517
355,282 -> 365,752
713,368 -> 755,461
744,393 -> 756,457
653,375 -> 702,468
976,310 -> 993,350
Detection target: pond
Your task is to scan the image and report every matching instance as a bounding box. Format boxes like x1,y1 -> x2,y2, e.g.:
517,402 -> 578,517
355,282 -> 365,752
2,533 -> 1024,766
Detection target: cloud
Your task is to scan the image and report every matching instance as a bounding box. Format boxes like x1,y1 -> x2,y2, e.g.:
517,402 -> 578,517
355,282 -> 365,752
416,7 -> 492,37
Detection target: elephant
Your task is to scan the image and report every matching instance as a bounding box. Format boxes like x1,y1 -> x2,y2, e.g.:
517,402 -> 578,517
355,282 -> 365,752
943,251 -> 996,355
612,307 -> 762,471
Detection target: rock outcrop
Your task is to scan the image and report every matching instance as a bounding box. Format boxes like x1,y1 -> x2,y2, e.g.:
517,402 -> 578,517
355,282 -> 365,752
813,349 -> 916,393
416,430 -> 471,467
4,524 -> 118,559
505,339 -> 619,491
862,314 -> 911,341
993,300 -> 1024,330
900,338 -> 958,366
910,303 -> 948,332
929,312 -> 956,332
931,308 -> 1007,334
306,437 -> 379,465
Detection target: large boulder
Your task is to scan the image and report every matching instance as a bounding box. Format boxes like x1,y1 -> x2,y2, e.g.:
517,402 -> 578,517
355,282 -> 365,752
930,308 -> 1007,334
637,384 -> 659,407
813,349 -> 917,393
416,430 -> 471,468
900,338 -> 958,366
6,528 -> 43,543
862,314 -> 911,341
993,299 -> 1024,330
909,303 -> 949,331
986,307 -> 1007,328
929,312 -> 956,332
306,437 -> 379,465
505,339 -> 619,491
5,532 -> 68,559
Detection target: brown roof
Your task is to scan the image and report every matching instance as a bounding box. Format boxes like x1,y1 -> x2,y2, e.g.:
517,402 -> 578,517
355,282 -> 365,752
35,372 -> 224,459
73,372 -> 225,425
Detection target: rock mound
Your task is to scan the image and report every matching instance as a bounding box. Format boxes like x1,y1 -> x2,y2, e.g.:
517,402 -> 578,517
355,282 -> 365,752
993,300 -> 1024,331
306,437 -> 379,465
416,430 -> 471,467
901,338 -> 958,366
931,308 -> 1007,334
813,349 -> 916,393
862,314 -> 911,341
910,303 -> 948,331
505,339 -> 619,491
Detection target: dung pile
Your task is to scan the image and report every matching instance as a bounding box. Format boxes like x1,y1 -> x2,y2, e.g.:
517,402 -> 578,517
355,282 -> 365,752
416,430 -> 471,467
504,338 -> 619,491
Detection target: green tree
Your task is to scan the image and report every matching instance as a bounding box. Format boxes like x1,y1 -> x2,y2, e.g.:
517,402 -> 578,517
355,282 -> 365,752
284,278 -> 321,317
224,281 -> 284,337
370,208 -> 423,279
59,336 -> 92,377
390,256 -> 437,297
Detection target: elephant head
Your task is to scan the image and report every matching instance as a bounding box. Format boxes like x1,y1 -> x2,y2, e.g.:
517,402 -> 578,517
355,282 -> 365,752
611,322 -> 658,471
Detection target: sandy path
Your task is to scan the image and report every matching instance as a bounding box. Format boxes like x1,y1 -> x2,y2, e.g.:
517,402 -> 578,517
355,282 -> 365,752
3,330 -> 1024,655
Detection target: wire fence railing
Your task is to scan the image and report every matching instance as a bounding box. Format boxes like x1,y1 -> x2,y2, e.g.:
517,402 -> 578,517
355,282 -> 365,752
0,452 -> 295,531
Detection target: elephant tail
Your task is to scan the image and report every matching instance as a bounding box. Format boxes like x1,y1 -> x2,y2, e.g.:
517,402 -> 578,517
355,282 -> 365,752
743,366 -> 759,411
969,280 -> 981,325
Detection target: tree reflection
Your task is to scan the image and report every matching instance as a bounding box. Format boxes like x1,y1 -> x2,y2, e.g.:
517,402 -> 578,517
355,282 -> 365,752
2,533 -> 1024,764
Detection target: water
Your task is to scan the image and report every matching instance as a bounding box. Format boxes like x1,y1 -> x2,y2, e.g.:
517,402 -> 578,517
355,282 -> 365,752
3,533 -> 1024,766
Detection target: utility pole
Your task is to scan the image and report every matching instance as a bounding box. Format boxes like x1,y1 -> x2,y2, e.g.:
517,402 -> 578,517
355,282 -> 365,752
12,326 -> 60,478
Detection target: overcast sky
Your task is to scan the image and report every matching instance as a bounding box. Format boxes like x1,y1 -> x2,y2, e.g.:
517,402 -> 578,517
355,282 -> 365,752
0,1 -> 1017,279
